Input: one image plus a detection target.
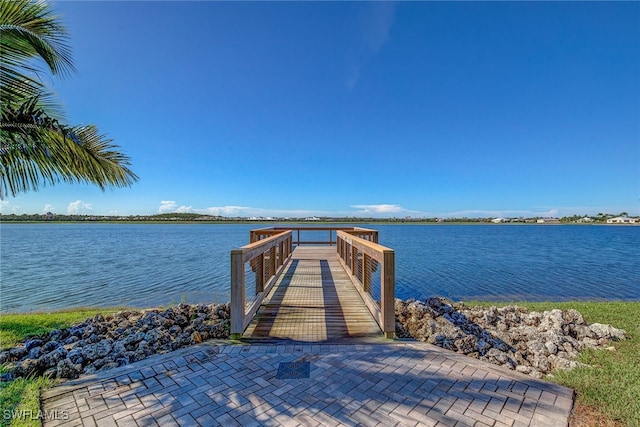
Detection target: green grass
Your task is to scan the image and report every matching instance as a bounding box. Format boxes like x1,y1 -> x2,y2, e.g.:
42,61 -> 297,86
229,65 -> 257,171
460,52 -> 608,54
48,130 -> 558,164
0,308 -> 124,427
0,307 -> 128,350
463,301 -> 640,426
0,376 -> 56,427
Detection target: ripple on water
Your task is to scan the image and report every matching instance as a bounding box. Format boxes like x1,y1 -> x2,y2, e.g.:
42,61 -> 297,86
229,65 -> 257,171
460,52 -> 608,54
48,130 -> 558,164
1,223 -> 638,312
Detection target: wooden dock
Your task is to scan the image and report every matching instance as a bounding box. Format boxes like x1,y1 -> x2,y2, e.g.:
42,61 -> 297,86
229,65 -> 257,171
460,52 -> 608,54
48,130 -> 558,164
243,246 -> 383,341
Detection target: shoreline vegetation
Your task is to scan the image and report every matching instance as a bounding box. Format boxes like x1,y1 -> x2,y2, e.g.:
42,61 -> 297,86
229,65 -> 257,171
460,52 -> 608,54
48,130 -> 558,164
1,301 -> 638,427
1,212 -> 639,224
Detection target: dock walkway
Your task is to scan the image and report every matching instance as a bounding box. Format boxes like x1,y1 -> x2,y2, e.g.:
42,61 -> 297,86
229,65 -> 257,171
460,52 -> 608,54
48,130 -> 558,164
243,246 -> 382,342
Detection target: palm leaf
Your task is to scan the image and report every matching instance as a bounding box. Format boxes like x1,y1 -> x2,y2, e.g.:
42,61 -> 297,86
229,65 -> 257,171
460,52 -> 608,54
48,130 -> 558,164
0,0 -> 138,198
1,0 -> 74,108
0,0 -> 75,74
1,119 -> 139,198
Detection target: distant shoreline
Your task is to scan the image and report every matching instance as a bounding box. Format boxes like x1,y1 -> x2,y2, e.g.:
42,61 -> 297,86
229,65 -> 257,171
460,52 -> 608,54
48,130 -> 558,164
0,214 -> 640,226
1,219 -> 637,226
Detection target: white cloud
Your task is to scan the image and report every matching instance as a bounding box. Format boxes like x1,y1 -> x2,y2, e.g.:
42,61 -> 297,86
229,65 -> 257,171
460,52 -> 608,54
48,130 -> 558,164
158,201 -> 194,214
347,2 -> 395,90
158,200 -> 177,213
362,2 -> 395,54
547,209 -> 560,218
0,200 -> 13,214
67,200 -> 92,214
196,206 -> 317,218
42,204 -> 55,214
157,201 -> 334,218
351,204 -> 405,214
199,206 -> 251,216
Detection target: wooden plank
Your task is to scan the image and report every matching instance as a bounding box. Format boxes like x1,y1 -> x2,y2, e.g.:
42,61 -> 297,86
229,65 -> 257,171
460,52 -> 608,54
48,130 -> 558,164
243,246 -> 382,342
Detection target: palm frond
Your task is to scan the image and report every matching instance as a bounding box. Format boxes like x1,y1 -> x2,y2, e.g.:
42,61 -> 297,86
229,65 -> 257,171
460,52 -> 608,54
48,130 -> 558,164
1,0 -> 75,105
0,0 -> 138,198
0,119 -> 139,198
0,0 -> 75,76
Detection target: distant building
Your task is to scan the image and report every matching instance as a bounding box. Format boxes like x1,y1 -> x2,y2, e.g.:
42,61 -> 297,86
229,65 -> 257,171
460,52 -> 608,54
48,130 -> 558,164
606,217 -> 637,224
537,218 -> 560,224
577,217 -> 594,223
491,218 -> 506,223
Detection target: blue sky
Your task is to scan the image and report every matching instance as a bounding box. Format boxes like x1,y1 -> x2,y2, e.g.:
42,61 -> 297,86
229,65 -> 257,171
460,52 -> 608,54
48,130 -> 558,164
2,1 -> 639,218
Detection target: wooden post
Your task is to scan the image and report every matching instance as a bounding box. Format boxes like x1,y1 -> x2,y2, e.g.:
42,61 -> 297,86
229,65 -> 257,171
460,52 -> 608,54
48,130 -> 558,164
381,249 -> 395,339
270,246 -> 276,277
255,254 -> 264,294
350,245 -> 357,274
363,253 -> 371,294
230,250 -> 245,339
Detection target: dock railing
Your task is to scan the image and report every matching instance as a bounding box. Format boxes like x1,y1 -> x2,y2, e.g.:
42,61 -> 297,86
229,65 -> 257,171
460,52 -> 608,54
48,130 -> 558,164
230,230 -> 293,338
336,230 -> 395,338
250,226 -> 378,246
231,226 -> 394,339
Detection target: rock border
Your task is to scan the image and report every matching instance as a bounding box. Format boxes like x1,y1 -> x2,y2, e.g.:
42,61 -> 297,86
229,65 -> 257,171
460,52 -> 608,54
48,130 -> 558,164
1,298 -> 627,381
395,297 -> 626,378
1,303 -> 230,380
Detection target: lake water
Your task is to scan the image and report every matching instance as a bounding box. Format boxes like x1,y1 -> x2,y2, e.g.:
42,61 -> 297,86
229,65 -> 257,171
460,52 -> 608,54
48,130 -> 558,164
1,223 -> 638,313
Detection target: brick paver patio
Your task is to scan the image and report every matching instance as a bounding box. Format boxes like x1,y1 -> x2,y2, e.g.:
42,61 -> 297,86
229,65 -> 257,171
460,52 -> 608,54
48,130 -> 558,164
42,340 -> 573,427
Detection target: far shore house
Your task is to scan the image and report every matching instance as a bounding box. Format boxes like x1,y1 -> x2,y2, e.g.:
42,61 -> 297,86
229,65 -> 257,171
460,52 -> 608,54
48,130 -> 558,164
606,217 -> 637,224
577,217 -> 594,223
536,218 -> 560,224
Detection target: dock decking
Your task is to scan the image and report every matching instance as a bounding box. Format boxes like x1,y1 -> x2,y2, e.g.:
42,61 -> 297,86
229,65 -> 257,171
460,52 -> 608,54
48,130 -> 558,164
243,246 -> 383,342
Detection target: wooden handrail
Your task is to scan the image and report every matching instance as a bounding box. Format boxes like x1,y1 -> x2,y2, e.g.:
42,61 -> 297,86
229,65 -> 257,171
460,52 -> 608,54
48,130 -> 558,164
250,226 -> 378,246
336,230 -> 395,338
230,230 -> 293,338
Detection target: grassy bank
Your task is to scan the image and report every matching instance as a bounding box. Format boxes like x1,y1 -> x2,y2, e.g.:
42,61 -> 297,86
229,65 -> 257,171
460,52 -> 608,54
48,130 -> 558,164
1,302 -> 638,426
0,308 -> 129,350
1,308 -> 123,427
464,301 -> 639,426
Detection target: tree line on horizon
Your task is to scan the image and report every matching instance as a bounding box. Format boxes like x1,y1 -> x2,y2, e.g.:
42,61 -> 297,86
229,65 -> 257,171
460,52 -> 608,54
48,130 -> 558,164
0,212 -> 636,223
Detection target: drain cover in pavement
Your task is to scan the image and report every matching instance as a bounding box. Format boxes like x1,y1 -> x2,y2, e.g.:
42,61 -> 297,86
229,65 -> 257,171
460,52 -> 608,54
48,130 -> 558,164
276,361 -> 310,379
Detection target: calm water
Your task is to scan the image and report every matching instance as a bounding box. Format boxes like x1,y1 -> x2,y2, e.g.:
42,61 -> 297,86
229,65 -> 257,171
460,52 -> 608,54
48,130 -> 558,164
1,223 -> 638,313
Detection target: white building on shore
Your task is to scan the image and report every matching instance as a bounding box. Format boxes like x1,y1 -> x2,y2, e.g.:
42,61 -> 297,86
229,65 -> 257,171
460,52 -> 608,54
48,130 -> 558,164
606,217 -> 637,224
536,218 -> 560,224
